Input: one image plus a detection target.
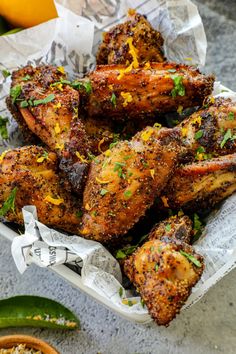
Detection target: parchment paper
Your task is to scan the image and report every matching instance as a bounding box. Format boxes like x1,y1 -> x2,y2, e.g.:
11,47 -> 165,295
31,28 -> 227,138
0,0 -> 235,319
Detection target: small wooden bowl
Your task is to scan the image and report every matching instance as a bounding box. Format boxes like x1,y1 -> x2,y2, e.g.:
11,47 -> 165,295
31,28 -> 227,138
0,334 -> 59,353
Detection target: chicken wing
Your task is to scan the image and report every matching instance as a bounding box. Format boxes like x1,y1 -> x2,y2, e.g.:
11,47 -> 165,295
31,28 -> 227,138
80,126 -> 181,243
160,153 -> 236,211
124,235 -> 204,326
178,97 -> 236,160
0,146 -> 81,234
96,10 -> 165,65
7,65 -> 91,193
149,215 -> 192,244
85,63 -> 214,121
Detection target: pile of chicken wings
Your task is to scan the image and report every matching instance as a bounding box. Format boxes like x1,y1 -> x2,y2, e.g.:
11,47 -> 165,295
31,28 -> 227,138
1,10 -> 236,326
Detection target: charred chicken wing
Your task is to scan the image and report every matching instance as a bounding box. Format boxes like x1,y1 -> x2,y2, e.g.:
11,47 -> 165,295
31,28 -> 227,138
0,146 -> 81,234
124,235 -> 204,326
85,63 -> 214,121
81,126 -> 181,243
96,10 -> 165,65
160,153 -> 236,211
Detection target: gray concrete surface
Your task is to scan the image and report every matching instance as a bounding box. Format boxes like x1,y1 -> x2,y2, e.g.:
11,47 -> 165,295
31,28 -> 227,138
0,1 -> 236,353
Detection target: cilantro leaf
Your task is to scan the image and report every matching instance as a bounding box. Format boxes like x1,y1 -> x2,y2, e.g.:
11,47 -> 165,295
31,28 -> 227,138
100,188 -> 108,196
2,70 -> 10,78
22,74 -> 32,81
165,223 -> 171,232
220,129 -> 232,148
124,190 -> 132,198
110,92 -> 117,107
0,116 -> 8,139
20,100 -> 29,108
0,187 -> 17,217
194,130 -> 203,140
228,112 -> 235,121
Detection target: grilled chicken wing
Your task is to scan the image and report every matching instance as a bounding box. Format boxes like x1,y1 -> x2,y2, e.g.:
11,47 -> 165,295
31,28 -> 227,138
160,153 -> 236,211
0,146 -> 81,234
178,97 -> 236,160
149,215 -> 192,244
124,235 -> 204,326
7,65 -> 91,193
7,65 -> 89,158
96,10 -> 165,65
80,126 -> 181,243
85,63 -> 214,121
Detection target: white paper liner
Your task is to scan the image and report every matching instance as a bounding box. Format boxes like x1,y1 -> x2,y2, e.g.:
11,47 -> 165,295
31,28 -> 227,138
0,0 -> 235,320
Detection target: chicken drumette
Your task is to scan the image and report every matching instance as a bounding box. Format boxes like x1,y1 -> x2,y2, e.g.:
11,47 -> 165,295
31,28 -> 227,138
0,146 -> 81,234
96,10 -> 165,65
124,216 -> 204,326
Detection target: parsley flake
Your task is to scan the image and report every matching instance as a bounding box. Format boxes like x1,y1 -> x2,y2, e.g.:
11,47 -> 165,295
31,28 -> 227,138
154,263 -> 159,272
76,210 -> 83,218
180,250 -> 201,268
171,75 -> 185,98
165,224 -> 171,232
100,188 -> 108,196
22,74 -> 32,81
124,190 -> 132,198
110,92 -> 117,107
10,85 -> 22,103
2,69 -> 10,78
20,100 -> 29,108
194,130 -> 203,140
119,287 -> 123,297
0,116 -> 8,139
227,112 -> 235,121
33,94 -> 55,106
0,187 -> 17,217
220,129 -> 236,148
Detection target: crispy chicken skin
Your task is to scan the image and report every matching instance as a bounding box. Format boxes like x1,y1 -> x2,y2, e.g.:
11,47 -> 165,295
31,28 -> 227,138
124,236 -> 204,326
81,126 -> 181,243
178,97 -> 236,159
7,65 -> 90,159
149,215 -> 192,244
96,10 -> 165,65
86,63 -> 214,121
160,153 -> 236,211
0,146 -> 81,234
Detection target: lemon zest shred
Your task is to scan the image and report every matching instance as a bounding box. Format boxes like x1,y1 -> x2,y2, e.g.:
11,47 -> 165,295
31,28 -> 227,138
184,57 -> 193,61
55,142 -> 64,150
98,138 -> 106,153
181,127 -> 188,138
150,169 -> 155,179
144,61 -> 151,70
96,177 -> 112,184
75,151 -> 88,163
121,92 -> 133,107
85,203 -> 91,211
104,149 -> 111,157
108,84 -> 114,90
153,122 -> 162,129
141,128 -> 154,142
122,299 -> 137,306
0,150 -> 9,163
192,115 -> 202,125
54,123 -> 61,135
177,105 -> 184,114
44,195 -> 64,205
117,37 -> 139,80
161,196 -> 169,208
57,66 -> 65,74
53,102 -> 62,110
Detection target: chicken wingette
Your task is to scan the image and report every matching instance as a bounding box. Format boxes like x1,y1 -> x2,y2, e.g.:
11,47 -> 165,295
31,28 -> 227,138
96,10 -> 165,65
0,146 -> 81,234
85,63 -> 214,121
124,225 -> 204,325
80,126 -> 181,243
7,65 -> 91,193
160,153 -> 236,211
178,97 -> 236,160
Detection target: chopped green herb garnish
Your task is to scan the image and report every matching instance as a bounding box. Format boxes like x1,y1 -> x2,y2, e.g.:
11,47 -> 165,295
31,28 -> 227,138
124,190 -> 132,198
116,249 -> 128,259
150,246 -> 155,252
10,85 -> 22,103
111,92 -> 117,107
33,94 -> 55,106
194,130 -> 203,140
0,116 -> 8,139
0,187 -> 17,217
227,112 -> 235,121
115,234 -> 148,259
123,155 -> 132,160
114,161 -> 126,179
109,141 -> 119,149
22,74 -> 31,81
20,100 -> 29,108
82,81 -> 92,94
165,224 -> 171,232
140,298 -> 145,308
100,188 -> 108,196
128,300 -> 133,307
141,159 -> 149,168
119,287 -> 123,297
154,263 -> 159,272
171,75 -> 185,97
221,129 -> 232,148
2,69 -> 10,78
76,210 -> 83,218
179,250 -> 201,268
192,213 -> 204,242
92,211 -> 97,217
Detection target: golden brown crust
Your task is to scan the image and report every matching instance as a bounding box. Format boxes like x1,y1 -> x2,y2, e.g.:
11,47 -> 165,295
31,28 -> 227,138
86,63 -> 214,121
80,127 -> 181,243
96,11 -> 165,65
0,146 -> 81,234
124,237 -> 204,326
